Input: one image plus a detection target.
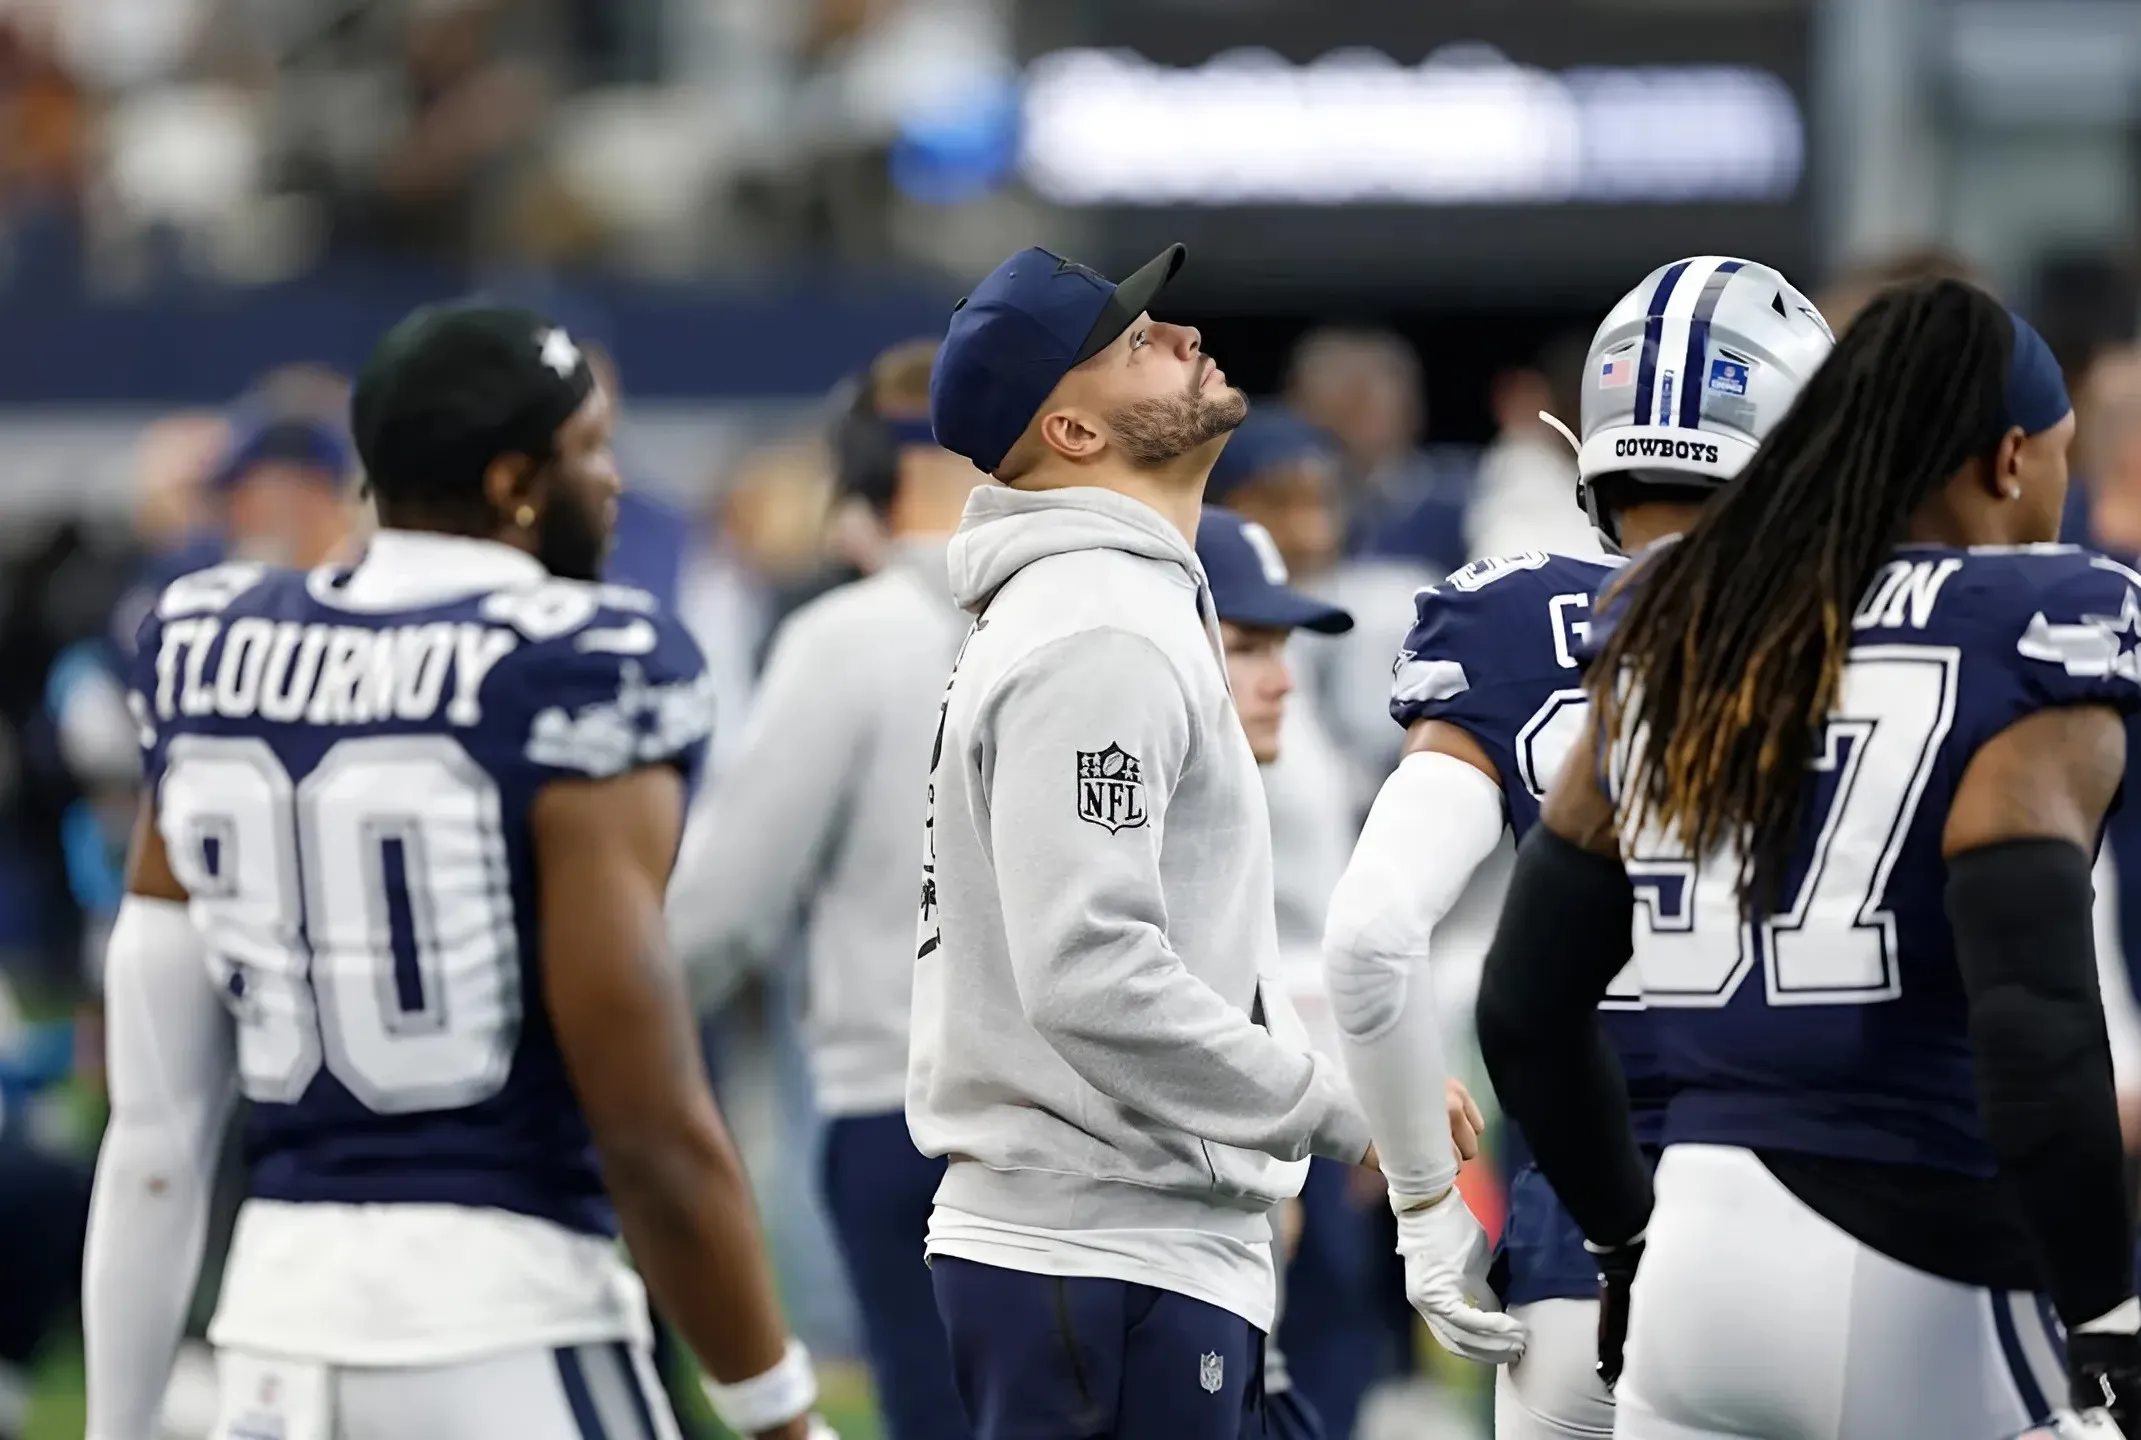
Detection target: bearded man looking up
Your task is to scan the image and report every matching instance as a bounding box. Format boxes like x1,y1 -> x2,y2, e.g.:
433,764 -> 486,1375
906,244 -> 1373,1440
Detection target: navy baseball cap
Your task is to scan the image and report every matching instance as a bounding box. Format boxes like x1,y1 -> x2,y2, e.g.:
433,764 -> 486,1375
931,243 -> 1188,474
1207,411 -> 1338,502
1196,506 -> 1352,634
210,416 -> 354,492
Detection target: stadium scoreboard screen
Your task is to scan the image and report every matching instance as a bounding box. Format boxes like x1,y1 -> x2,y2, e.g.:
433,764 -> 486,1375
1015,0 -> 1815,302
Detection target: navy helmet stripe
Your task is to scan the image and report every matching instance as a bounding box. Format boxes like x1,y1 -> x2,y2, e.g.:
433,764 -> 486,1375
1991,1292 -> 2052,1423
1631,259 -> 1693,428
1677,260 -> 1746,428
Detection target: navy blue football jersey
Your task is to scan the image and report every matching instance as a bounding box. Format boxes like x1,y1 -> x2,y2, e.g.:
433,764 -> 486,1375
1390,550 -> 1659,1103
129,559 -> 714,1236
1391,551 -> 1619,841
1599,544 -> 2141,1173
1391,550 -> 1665,1305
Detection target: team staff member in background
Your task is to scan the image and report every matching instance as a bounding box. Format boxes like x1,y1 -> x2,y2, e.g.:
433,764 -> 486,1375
1203,415 -> 1360,1047
1192,505 -> 1488,1440
668,338 -> 982,1440
910,244 -> 1372,1440
1194,503 -> 1356,1440
1203,428 -> 1393,1440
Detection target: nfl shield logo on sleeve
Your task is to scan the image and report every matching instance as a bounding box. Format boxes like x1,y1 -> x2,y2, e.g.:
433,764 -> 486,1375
1199,1351 -> 1224,1393
1076,744 -> 1147,833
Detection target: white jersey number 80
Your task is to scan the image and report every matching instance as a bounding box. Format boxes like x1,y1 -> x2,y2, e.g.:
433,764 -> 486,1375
158,733 -> 521,1112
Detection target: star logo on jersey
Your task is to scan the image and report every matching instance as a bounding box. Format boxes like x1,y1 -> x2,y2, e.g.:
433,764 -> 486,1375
2018,585 -> 2141,684
526,661 -> 717,777
537,326 -> 581,379
2097,589 -> 2141,679
1198,1351 -> 1224,1393
1076,743 -> 1147,833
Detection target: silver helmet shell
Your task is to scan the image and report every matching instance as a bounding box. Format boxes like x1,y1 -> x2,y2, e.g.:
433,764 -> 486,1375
1575,255 -> 1835,546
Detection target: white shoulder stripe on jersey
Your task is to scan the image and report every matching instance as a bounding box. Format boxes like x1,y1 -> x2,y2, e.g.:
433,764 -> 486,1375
2091,554 -> 2141,590
1392,657 -> 1471,706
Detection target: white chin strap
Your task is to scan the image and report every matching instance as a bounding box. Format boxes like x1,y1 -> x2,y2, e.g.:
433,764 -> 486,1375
1539,410 -> 1581,455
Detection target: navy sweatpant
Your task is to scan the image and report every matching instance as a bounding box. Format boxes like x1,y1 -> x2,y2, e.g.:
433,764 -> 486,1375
820,1113 -> 970,1440
0,1134 -> 88,1368
931,1255 -> 1262,1440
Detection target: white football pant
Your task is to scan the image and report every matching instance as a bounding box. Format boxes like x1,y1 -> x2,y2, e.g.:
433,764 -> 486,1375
1496,1298 -> 1616,1438
1615,1144 -> 2066,1440
212,1340 -> 683,1440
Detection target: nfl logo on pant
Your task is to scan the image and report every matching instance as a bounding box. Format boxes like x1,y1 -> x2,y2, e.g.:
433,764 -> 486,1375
1076,744 -> 1147,833
1198,1351 -> 1224,1394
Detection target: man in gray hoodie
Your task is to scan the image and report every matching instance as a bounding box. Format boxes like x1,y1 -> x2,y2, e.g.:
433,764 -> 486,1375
909,244 -> 1373,1440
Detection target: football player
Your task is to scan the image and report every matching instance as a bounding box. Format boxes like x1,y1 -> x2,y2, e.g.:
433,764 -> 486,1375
1320,256 -> 1833,1437
82,304 -> 823,1440
1478,278 -> 2141,1437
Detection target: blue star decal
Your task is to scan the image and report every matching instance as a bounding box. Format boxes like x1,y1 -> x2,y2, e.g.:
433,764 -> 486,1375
2087,587 -> 2141,681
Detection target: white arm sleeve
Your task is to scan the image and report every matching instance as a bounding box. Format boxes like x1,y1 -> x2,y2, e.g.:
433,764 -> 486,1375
1322,750 -> 1508,1200
84,895 -> 236,1440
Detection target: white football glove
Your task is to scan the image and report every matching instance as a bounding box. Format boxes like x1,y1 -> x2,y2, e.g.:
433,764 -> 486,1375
1392,1187 -> 1529,1365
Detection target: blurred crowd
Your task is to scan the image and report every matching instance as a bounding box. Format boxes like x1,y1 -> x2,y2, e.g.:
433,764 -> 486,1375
0,0 -> 1016,288
0,234 -> 2138,1438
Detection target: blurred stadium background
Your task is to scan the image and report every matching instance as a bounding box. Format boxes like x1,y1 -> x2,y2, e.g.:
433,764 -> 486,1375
2,0 -> 2141,1436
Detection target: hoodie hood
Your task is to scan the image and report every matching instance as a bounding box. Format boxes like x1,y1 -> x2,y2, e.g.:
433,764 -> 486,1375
947,484 -> 1206,615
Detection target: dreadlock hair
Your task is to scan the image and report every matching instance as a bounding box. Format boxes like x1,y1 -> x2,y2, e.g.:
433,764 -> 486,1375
1586,278 -> 2016,911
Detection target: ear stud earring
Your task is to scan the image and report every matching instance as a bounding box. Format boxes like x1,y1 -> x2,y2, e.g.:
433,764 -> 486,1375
515,504 -> 537,528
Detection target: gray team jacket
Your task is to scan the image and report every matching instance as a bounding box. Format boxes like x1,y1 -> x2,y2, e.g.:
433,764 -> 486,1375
907,483 -> 1371,1236
669,540 -> 968,1116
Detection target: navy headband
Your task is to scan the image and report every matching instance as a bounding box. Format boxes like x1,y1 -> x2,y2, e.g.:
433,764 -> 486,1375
2003,310 -> 2070,438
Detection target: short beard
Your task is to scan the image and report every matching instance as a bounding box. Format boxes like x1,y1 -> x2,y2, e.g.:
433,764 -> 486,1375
1107,385 -> 1248,468
532,488 -> 610,581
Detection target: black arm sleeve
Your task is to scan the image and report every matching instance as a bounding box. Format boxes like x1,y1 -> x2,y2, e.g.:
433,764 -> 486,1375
1949,838 -> 2135,1328
1475,824 -> 1652,1247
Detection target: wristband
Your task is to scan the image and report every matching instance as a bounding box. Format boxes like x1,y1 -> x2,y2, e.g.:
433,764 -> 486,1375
702,1337 -> 818,1435
1387,1186 -> 1454,1217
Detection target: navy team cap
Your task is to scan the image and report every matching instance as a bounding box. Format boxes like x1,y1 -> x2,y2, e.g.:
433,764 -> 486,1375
1207,411 -> 1338,502
930,243 -> 1187,474
1196,506 -> 1353,635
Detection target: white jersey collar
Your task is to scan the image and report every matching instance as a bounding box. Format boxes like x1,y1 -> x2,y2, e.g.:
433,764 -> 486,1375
310,529 -> 549,612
